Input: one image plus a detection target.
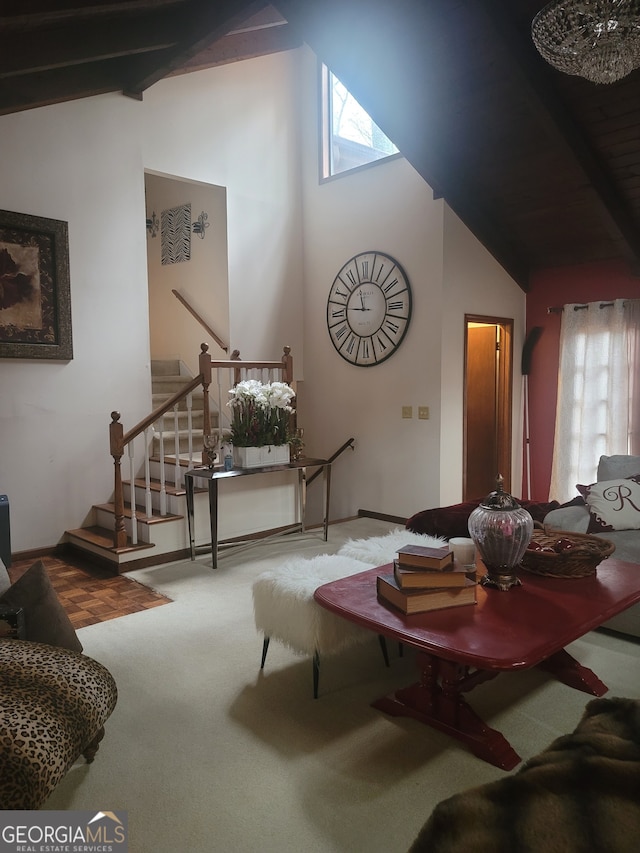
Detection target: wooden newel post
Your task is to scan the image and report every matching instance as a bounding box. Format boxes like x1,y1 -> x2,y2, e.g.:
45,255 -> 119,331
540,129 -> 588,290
281,345 -> 293,385
109,411 -> 127,549
199,343 -> 212,466
282,346 -> 297,435
231,348 -> 241,386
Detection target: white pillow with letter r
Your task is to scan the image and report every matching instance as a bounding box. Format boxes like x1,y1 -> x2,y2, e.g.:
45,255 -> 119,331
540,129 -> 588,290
577,475 -> 640,533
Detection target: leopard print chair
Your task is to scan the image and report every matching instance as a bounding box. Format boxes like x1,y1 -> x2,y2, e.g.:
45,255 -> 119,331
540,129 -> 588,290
0,639 -> 118,809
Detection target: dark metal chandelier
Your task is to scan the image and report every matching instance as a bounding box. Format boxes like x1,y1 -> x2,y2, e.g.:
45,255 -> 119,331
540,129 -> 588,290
532,1 -> 640,84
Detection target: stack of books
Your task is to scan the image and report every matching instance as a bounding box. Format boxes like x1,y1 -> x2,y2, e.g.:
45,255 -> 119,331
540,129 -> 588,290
376,544 -> 477,615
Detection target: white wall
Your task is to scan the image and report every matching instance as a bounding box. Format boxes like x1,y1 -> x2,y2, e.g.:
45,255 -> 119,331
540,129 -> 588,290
0,96 -> 151,553
0,44 -> 526,554
440,206 -> 526,506
297,47 -> 526,522
146,173 -> 230,373
139,58 -> 304,374
0,52 -> 304,552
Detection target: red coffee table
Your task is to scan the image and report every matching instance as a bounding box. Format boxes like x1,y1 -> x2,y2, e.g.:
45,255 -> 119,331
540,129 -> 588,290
314,559 -> 640,770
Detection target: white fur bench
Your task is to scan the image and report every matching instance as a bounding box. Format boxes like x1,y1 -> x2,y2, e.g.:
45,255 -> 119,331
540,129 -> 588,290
252,529 -> 446,697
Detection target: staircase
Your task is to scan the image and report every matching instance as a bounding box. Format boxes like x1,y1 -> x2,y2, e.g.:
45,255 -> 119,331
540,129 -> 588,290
65,359 -> 216,573
64,346 -> 303,574
150,358 -> 214,458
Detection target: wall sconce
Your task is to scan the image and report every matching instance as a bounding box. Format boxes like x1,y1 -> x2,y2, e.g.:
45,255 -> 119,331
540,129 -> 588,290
192,211 -> 209,239
146,211 -> 159,238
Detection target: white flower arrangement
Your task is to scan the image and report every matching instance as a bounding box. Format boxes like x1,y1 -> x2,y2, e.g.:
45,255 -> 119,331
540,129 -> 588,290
227,380 -> 295,447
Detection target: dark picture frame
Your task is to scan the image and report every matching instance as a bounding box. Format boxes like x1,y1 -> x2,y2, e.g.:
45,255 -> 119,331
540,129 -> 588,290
0,208 -> 72,360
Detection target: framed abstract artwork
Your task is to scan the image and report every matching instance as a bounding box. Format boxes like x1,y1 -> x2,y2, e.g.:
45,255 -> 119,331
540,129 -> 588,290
0,208 -> 72,360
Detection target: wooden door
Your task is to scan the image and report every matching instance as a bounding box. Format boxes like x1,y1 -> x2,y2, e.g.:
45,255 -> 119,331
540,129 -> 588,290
464,317 -> 513,501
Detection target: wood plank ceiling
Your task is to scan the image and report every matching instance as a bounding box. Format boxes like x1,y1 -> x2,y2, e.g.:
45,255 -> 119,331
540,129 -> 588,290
3,0 -> 640,291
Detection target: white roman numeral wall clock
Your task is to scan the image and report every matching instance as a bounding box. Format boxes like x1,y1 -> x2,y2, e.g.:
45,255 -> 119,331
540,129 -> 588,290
326,251 -> 412,366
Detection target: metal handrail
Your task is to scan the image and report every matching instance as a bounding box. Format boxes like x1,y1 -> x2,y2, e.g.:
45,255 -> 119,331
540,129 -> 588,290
307,437 -> 355,486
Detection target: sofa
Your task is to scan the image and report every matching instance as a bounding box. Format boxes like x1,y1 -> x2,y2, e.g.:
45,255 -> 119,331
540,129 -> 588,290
542,454 -> 640,638
406,455 -> 640,640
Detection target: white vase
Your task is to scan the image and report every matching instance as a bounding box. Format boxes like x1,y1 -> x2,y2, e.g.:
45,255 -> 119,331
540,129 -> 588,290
233,444 -> 290,469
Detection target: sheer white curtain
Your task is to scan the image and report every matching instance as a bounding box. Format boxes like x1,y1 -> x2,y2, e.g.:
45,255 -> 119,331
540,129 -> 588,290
549,299 -> 640,502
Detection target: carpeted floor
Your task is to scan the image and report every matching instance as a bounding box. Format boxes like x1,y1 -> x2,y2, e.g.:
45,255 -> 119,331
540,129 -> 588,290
40,519 -> 640,853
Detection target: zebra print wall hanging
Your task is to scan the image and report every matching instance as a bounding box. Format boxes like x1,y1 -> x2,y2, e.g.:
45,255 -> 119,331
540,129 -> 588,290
161,203 -> 191,265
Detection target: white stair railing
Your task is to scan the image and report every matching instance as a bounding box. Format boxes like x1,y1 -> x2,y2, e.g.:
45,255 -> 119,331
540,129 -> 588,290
157,422 -> 167,516
186,391 -> 194,476
143,427 -> 153,518
173,404 -> 181,489
109,345 -> 294,550
127,439 -> 138,545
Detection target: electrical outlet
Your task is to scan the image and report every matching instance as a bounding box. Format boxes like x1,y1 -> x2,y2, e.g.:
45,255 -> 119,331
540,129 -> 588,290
402,406 -> 413,419
418,406 -> 430,420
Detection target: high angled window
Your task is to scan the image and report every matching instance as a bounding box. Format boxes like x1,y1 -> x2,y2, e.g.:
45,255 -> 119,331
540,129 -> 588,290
320,64 -> 399,180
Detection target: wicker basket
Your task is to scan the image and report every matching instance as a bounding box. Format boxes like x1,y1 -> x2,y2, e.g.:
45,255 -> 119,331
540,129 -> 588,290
519,527 -> 615,579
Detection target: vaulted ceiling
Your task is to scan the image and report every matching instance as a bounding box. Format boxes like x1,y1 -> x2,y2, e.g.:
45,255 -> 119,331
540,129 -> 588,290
3,0 -> 640,291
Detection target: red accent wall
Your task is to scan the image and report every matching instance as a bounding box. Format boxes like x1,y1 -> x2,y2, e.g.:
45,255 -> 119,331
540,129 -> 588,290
524,260 -> 640,500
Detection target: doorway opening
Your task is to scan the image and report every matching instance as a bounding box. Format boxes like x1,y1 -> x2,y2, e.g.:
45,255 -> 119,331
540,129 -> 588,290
144,170 -> 230,378
463,315 -> 513,501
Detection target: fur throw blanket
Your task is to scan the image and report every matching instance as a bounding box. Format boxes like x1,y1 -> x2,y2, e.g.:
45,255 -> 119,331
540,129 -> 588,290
409,697 -> 640,853
337,528 -> 446,564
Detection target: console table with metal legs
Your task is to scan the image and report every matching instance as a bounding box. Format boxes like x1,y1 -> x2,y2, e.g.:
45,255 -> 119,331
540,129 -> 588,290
184,457 -> 331,568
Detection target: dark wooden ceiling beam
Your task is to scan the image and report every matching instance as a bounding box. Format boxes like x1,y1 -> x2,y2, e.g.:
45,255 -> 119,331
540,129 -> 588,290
480,0 -> 640,267
0,0 -> 183,25
175,25 -> 300,74
122,0 -> 272,97
227,4 -> 287,32
0,60 -> 132,115
0,1 -> 289,113
0,23 -> 179,79
0,0 -> 636,278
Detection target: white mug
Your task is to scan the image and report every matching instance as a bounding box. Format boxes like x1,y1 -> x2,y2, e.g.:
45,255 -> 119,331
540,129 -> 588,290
449,537 -> 476,567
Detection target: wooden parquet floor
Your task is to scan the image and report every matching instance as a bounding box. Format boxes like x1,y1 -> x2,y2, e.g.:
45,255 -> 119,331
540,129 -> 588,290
8,554 -> 172,629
